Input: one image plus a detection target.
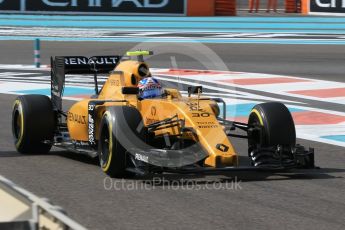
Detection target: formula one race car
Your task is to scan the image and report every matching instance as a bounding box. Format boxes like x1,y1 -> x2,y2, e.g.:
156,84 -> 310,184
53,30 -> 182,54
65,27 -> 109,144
12,51 -> 315,177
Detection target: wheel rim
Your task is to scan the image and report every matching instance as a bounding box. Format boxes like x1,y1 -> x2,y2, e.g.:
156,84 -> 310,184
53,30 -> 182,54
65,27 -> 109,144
248,113 -> 262,148
13,110 -> 22,141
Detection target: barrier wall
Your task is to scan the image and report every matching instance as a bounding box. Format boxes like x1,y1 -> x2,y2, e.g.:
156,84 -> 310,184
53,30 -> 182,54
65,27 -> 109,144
215,0 -> 237,16
285,0 -> 301,13
4,0 -> 330,17
237,0 -> 286,11
187,0 -> 215,16
0,0 -> 187,16
0,0 -> 239,16
187,0 -> 236,16
0,175 -> 86,230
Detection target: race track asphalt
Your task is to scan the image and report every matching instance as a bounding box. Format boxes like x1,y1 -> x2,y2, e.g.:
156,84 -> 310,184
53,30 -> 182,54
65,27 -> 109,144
1,41 -> 345,82
0,41 -> 344,230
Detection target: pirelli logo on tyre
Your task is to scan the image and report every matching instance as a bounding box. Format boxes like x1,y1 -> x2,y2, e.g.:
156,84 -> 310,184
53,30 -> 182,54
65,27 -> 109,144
0,0 -> 187,16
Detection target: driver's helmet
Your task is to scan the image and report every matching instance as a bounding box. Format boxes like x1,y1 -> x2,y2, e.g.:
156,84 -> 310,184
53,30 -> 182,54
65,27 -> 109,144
138,77 -> 163,99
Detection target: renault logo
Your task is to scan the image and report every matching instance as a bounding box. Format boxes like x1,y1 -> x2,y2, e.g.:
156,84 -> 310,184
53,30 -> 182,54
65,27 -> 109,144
151,106 -> 157,116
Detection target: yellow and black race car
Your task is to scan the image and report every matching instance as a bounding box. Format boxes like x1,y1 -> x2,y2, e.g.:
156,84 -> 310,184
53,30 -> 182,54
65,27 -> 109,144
12,51 -> 315,177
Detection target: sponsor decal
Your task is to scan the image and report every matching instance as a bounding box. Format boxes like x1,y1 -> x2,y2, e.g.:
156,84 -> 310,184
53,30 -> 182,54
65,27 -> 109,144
145,106 -> 159,125
88,114 -> 95,145
73,140 -> 90,146
135,153 -> 149,163
64,56 -> 119,66
65,57 -> 89,65
151,106 -> 157,116
68,112 -> 87,125
87,104 -> 96,146
0,0 -> 186,15
216,144 -> 229,152
41,0 -> 169,8
63,56 -> 120,74
196,121 -> 218,129
310,0 -> 345,13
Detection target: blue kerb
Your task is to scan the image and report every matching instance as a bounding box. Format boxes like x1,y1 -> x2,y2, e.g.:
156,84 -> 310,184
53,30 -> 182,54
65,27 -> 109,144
321,135 -> 345,143
221,103 -> 304,118
14,87 -> 94,97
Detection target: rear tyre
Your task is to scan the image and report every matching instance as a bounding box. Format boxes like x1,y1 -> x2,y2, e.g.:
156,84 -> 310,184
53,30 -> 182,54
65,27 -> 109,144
12,95 -> 55,154
247,102 -> 296,167
98,106 -> 145,178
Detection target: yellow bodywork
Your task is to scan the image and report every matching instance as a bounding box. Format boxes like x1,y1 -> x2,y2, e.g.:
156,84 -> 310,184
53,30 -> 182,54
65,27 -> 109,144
67,59 -> 238,167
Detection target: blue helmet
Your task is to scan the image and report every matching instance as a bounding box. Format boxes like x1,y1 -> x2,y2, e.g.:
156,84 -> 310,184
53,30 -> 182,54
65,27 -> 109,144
138,77 -> 162,99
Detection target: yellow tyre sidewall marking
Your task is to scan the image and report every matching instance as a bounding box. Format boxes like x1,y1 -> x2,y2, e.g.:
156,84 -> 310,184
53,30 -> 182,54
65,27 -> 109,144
251,109 -> 264,126
102,111 -> 113,172
14,100 -> 24,148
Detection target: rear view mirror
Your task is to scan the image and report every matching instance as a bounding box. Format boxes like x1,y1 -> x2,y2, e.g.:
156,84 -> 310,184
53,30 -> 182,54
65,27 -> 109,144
188,86 -> 203,97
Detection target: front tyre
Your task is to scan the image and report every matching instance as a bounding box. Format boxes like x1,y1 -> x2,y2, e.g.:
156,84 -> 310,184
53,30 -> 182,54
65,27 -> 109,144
98,106 -> 145,178
247,102 -> 296,167
12,95 -> 55,154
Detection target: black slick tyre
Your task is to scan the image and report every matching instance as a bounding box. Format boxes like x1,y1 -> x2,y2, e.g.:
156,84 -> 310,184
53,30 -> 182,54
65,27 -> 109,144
248,102 -> 296,148
12,95 -> 55,154
247,102 -> 296,167
98,106 -> 145,178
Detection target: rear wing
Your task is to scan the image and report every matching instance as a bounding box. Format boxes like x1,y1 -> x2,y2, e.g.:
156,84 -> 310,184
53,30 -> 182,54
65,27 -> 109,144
51,56 -> 121,111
